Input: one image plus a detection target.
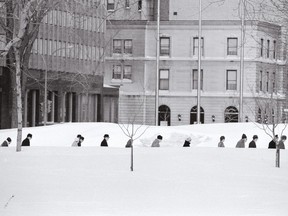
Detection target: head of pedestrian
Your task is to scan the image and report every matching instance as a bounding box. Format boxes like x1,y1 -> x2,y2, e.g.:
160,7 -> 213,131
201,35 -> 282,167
253,135 -> 258,141
242,134 -> 247,141
186,137 -> 192,142
220,136 -> 225,142
7,137 -> 12,144
274,135 -> 279,141
80,136 -> 84,142
104,134 -> 110,140
281,135 -> 287,142
27,133 -> 32,140
157,135 -> 163,141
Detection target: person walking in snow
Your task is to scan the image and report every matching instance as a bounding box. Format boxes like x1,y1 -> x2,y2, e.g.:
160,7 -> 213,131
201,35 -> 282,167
183,137 -> 191,147
21,133 -> 32,146
101,134 -> 109,147
125,139 -> 132,148
218,136 -> 225,147
78,136 -> 84,147
278,135 -> 286,149
151,135 -> 163,147
248,135 -> 258,148
236,134 -> 247,148
1,137 -> 12,147
72,134 -> 81,147
268,135 -> 279,149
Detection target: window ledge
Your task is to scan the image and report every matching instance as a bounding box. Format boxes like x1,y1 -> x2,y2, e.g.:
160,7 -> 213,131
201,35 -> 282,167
111,79 -> 132,84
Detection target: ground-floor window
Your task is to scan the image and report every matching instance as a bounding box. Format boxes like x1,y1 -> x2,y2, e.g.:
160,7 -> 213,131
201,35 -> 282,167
158,105 -> 170,126
224,106 -> 238,122
190,106 -> 204,124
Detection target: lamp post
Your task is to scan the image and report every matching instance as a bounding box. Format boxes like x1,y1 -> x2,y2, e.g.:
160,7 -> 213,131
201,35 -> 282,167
197,0 -> 202,124
155,0 -> 160,126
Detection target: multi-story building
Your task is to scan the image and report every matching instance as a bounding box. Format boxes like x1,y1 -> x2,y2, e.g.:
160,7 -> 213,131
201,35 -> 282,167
105,0 -> 287,125
0,0 -> 119,129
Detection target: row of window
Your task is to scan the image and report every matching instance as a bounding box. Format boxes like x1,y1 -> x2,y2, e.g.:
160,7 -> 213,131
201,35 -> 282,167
112,37 -> 277,58
112,66 -> 278,92
32,38 -> 103,61
107,0 -> 142,11
158,105 -> 241,125
260,38 -> 277,59
43,10 -> 105,32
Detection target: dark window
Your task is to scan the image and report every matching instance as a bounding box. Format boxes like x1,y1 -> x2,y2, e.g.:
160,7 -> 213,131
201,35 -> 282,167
138,0 -> 142,11
266,72 -> 269,91
107,0 -> 115,10
125,0 -> 130,8
159,69 -> 169,90
158,105 -> 170,126
272,72 -> 276,92
273,40 -> 276,59
224,106 -> 239,123
226,70 -> 237,90
227,38 -> 238,55
260,38 -> 264,57
160,37 -> 170,56
192,69 -> 203,90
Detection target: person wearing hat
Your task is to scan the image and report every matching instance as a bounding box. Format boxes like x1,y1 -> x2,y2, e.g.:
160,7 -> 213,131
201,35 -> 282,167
1,137 -> 12,147
278,135 -> 287,149
268,135 -> 279,149
236,134 -> 247,148
218,136 -> 225,147
248,135 -> 258,148
183,137 -> 192,147
151,135 -> 163,147
101,134 -> 109,147
72,134 -> 82,147
21,133 -> 32,146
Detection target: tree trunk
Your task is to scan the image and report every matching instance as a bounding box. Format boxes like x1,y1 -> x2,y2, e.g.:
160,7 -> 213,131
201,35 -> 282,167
276,147 -> 280,168
14,47 -> 23,152
130,140 -> 134,172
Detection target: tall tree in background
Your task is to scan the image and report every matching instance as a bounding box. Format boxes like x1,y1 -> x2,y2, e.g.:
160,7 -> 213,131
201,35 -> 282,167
0,0 -> 60,151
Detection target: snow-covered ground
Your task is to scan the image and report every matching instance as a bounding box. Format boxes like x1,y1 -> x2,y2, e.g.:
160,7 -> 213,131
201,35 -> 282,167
0,122 -> 288,215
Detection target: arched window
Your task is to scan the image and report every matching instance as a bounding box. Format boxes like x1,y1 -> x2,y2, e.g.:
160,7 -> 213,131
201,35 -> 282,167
190,106 -> 204,124
224,106 -> 238,123
158,105 -> 170,126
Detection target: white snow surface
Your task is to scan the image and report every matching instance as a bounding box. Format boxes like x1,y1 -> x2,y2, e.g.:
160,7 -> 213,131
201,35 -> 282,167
0,122 -> 288,215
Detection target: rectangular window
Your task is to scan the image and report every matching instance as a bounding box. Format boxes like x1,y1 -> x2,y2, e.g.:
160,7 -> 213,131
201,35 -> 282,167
273,40 -> 276,59
124,39 -> 132,54
159,69 -> 169,90
266,72 -> 269,91
259,70 -> 263,91
193,37 -> 204,56
260,38 -> 264,57
113,39 -> 122,54
112,65 -> 122,79
226,70 -> 237,90
124,65 -> 132,79
227,38 -> 238,55
267,40 -> 270,58
107,0 -> 114,11
160,37 -> 170,56
192,69 -> 203,90
138,0 -> 142,11
125,0 -> 130,8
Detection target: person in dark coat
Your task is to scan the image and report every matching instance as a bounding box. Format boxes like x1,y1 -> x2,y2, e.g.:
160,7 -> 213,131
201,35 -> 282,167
236,134 -> 247,148
101,134 -> 109,147
125,139 -> 133,148
183,137 -> 191,147
278,135 -> 287,149
78,136 -> 84,147
248,135 -> 258,148
72,134 -> 81,147
1,137 -> 12,147
151,135 -> 163,147
268,135 -> 279,149
218,136 -> 225,147
21,133 -> 32,146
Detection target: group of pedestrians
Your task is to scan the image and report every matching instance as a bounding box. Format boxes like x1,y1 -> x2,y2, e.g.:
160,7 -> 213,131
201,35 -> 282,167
1,133 -> 33,147
217,133 -> 287,149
